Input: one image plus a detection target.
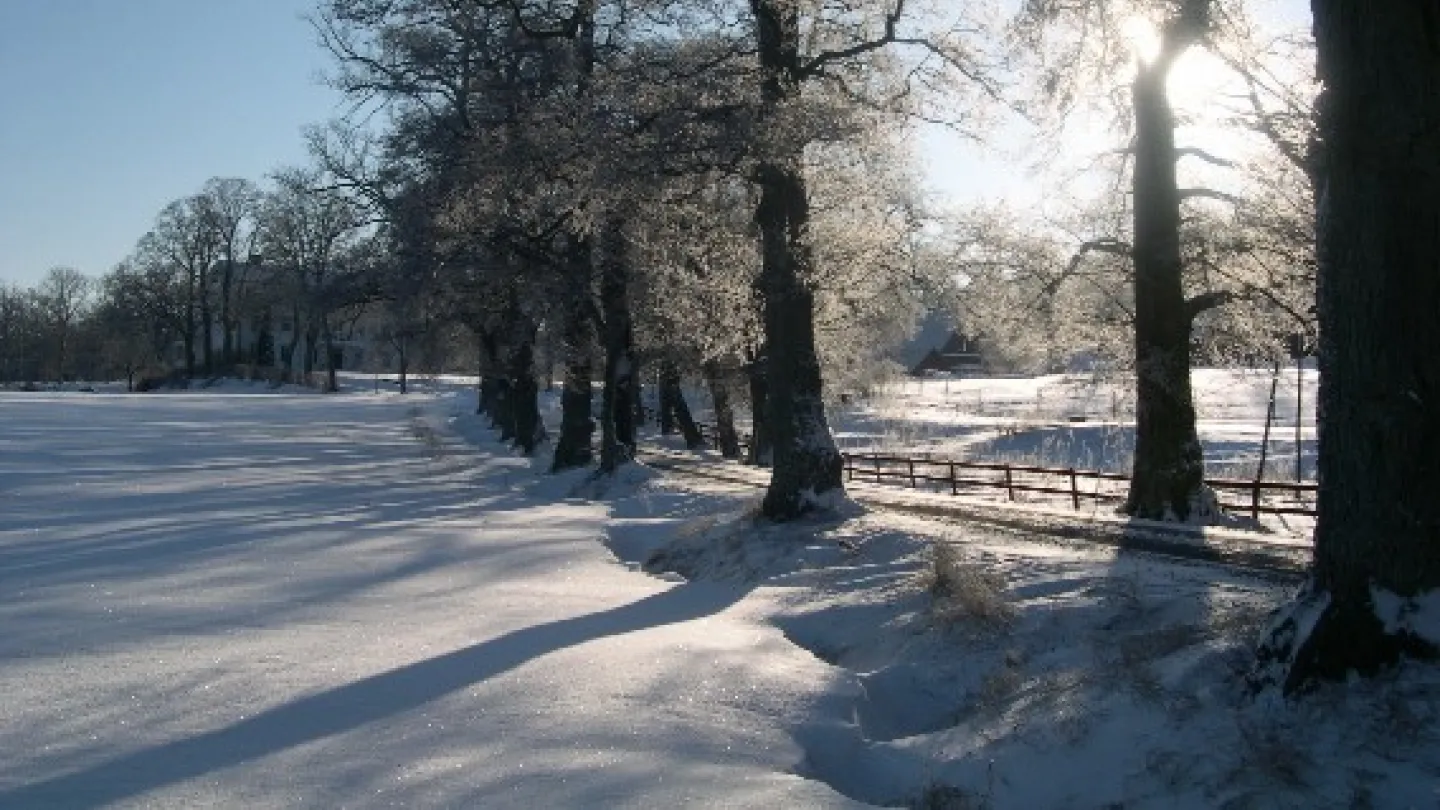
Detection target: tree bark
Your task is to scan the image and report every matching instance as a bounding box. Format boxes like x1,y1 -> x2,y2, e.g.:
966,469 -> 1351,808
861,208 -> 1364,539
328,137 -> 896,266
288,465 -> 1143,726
658,365 -> 677,435
745,347 -> 773,467
751,0 -> 845,519
598,217 -> 637,473
476,328 -> 500,415
704,359 -> 742,459
1123,16 -> 1209,522
221,257 -> 234,367
508,334 -> 545,456
552,241 -> 596,472
1252,0 -> 1440,695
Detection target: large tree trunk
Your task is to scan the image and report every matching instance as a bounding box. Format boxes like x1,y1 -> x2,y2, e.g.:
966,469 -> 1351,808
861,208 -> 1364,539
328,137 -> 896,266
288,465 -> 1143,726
552,242 -> 596,472
1123,17 -> 1209,522
598,217 -> 637,473
751,0 -> 844,519
1252,0 -> 1440,695
704,359 -> 742,459
753,161 -> 843,517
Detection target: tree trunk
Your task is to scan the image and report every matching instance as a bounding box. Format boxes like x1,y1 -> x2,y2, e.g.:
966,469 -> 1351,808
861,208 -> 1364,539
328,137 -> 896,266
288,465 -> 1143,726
323,323 -> 338,393
221,258 -> 234,366
200,267 -> 214,377
598,217 -> 637,473
508,330 -> 545,456
746,348 -> 773,467
397,338 -> 410,395
184,273 -> 196,382
753,161 -> 843,517
1252,0 -> 1440,695
1123,35 -> 1208,522
284,306 -> 302,385
552,242 -> 596,472
493,379 -> 515,440
751,0 -> 844,519
704,359 -> 741,459
660,361 -> 704,450
631,356 -> 647,428
658,367 -> 677,435
477,330 -> 501,416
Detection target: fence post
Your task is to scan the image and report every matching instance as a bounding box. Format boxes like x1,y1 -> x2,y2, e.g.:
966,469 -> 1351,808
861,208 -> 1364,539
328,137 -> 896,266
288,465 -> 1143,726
1070,469 -> 1080,510
908,458 -> 916,488
1005,467 -> 1015,501
874,454 -> 882,483
949,462 -> 957,496
1252,484 -> 1261,522
845,453 -> 853,482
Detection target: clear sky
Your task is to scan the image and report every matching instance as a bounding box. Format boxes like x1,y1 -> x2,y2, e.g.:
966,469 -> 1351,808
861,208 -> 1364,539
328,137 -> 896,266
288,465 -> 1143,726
0,0 -> 336,286
0,0 -> 1310,288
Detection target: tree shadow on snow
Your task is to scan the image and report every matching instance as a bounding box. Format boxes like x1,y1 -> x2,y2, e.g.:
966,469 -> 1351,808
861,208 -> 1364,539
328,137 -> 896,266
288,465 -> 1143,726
0,581 -> 744,809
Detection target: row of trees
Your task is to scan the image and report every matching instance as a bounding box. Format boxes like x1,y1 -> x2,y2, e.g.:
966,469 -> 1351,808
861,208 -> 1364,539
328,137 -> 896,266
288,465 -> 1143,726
11,0 -> 1433,693
12,0 -> 1320,525
299,0 -> 1327,528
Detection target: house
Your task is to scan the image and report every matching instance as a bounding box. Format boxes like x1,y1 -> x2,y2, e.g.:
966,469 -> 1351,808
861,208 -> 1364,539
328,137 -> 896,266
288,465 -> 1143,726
910,331 -> 985,377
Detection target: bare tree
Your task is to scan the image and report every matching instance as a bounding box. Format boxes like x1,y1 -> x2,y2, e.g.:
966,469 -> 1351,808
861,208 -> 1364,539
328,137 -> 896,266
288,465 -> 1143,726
196,178 -> 261,367
35,267 -> 93,381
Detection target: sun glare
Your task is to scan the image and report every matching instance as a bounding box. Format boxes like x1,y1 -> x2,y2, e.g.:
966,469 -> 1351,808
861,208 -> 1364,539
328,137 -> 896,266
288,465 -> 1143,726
1121,16 -> 1162,65
1120,15 -> 1230,113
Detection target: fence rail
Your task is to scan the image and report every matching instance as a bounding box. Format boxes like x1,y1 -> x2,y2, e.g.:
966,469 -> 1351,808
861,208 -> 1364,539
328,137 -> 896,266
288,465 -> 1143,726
694,423 -> 1317,520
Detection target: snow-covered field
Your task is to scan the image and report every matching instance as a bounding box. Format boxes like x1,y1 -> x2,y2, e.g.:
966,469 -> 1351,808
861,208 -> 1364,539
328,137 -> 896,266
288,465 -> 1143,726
3,383 -> 1435,808
0,393 -> 865,807
829,368 -> 1318,483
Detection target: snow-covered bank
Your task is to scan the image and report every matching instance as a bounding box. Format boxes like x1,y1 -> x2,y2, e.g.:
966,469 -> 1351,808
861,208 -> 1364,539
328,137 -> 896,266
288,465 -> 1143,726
606,474 -> 1440,809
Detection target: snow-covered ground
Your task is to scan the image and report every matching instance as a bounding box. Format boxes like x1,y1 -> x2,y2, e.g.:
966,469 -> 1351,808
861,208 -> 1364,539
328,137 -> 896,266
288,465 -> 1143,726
0,393 -> 865,807
4,384 -> 1435,809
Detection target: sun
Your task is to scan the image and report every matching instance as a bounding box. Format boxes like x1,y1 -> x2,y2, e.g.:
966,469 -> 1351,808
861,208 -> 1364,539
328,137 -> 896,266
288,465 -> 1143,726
1120,15 -> 1232,114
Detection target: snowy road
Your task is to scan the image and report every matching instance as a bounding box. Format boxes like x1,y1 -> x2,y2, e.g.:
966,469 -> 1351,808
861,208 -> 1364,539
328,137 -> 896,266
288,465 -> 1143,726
0,394 -> 866,808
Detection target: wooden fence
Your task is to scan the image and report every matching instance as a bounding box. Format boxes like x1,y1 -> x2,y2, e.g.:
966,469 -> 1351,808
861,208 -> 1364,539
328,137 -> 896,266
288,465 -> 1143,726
694,424 -> 1316,520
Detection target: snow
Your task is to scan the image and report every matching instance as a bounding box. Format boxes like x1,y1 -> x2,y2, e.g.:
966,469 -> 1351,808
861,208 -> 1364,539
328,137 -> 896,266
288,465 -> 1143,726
3,379 -> 1437,809
1373,587 -> 1440,646
0,393 -> 867,808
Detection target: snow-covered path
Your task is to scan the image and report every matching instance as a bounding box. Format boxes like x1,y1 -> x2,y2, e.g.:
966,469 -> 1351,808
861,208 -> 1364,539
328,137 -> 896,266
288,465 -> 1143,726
0,394 -> 865,808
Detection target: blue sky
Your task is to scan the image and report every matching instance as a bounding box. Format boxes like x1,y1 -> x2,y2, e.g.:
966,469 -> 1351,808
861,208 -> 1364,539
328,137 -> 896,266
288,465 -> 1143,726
0,0 -> 1309,287
0,0 -> 337,285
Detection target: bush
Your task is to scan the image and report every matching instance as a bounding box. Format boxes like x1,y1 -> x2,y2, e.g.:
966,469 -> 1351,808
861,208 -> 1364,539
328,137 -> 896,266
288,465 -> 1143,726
917,543 -> 1015,628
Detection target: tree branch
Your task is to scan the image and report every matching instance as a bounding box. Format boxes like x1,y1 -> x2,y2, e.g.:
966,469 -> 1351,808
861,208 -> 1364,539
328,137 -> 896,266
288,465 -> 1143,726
1175,146 -> 1234,167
